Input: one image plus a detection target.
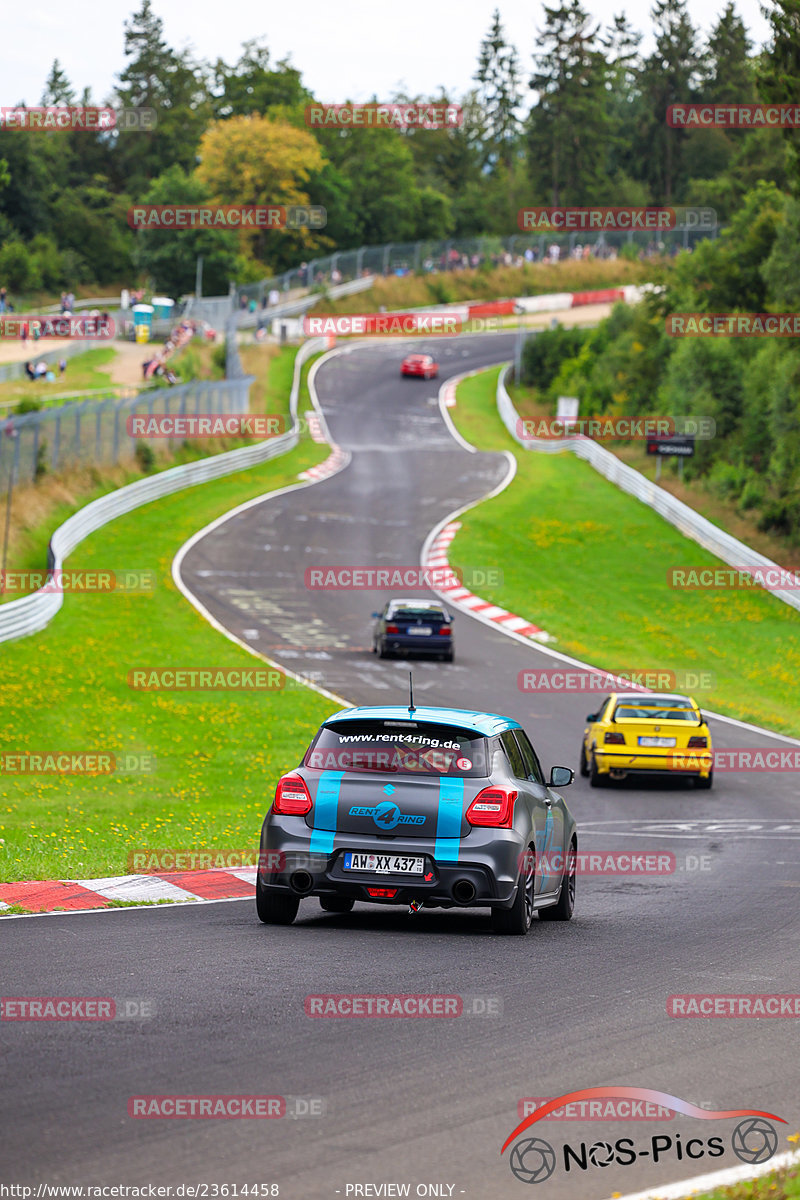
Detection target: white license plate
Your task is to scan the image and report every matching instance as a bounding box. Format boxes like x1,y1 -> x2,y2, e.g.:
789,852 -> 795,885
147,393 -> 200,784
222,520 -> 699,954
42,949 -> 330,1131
407,626 -> 432,636
343,852 -> 425,874
638,736 -> 676,747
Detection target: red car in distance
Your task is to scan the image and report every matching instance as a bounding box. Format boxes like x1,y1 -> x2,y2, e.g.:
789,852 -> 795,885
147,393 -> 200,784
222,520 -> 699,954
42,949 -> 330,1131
401,353 -> 438,380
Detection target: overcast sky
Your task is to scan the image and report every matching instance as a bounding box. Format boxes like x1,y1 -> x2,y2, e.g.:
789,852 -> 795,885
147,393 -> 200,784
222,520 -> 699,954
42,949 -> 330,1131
6,0 -> 773,109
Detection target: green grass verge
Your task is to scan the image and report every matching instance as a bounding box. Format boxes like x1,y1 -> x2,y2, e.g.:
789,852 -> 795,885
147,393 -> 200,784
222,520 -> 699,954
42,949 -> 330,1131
0,378 -> 335,884
691,1158 -> 800,1199
0,347 -> 120,409
446,368 -> 800,737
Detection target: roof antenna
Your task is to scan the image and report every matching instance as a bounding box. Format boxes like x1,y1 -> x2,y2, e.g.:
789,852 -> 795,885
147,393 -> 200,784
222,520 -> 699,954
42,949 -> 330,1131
408,670 -> 416,715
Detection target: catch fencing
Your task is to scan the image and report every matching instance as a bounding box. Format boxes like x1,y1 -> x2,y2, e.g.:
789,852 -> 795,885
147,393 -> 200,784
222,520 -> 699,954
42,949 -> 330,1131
0,335 -> 327,641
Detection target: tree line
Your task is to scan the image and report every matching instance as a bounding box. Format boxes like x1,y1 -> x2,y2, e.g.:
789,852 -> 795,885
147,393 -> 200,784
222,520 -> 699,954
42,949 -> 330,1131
0,0 -> 796,295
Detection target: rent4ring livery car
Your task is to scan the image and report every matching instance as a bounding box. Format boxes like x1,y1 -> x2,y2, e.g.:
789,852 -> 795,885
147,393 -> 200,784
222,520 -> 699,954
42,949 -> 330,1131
257,705 -> 577,935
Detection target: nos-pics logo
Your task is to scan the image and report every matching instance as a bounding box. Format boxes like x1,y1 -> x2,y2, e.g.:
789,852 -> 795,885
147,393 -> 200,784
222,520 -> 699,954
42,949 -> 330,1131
501,1087 -> 784,1184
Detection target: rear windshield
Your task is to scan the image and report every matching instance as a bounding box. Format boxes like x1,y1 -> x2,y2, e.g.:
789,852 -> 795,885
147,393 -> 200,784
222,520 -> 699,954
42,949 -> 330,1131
614,699 -> 699,722
304,720 -> 487,777
389,606 -> 447,621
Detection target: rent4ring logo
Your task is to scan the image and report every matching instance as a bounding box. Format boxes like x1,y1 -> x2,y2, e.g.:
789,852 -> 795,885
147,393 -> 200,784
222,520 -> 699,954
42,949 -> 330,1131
501,1087 -> 785,1184
347,801 -> 425,829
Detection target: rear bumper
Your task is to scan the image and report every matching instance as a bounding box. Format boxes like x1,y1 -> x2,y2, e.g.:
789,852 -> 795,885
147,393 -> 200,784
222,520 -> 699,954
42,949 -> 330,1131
380,636 -> 452,655
594,748 -> 712,777
259,819 -> 525,907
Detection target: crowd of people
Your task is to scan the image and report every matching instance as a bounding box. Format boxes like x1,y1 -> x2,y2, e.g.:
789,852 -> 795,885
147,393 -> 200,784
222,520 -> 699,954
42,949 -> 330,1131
141,317 -> 209,383
23,358 -> 67,382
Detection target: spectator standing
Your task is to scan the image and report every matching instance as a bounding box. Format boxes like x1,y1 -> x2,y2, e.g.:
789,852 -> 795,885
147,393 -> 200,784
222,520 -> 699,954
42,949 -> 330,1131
0,287 -> 7,313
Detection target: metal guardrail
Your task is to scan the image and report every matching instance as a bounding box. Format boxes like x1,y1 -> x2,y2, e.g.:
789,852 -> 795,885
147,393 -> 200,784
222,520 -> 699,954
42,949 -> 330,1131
0,335 -> 327,642
496,364 -> 800,616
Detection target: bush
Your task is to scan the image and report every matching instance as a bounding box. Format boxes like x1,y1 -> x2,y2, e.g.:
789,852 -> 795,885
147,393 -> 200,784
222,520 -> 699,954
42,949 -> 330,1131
212,342 -> 227,376
34,441 -> 48,481
520,324 -> 591,391
426,277 -> 455,305
15,397 -> 42,415
134,441 -> 156,473
0,241 -> 36,291
739,477 -> 765,512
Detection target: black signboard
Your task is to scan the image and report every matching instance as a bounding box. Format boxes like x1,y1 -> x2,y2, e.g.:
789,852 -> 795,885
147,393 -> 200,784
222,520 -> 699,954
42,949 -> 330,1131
646,435 -> 695,458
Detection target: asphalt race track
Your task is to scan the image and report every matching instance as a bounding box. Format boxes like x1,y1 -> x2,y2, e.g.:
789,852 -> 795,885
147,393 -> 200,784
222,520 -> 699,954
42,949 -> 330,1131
4,333 -> 799,1198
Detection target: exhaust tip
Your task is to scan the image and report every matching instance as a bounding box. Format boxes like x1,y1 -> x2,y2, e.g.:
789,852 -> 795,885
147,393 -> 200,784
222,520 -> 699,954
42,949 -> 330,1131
290,870 -> 314,895
452,879 -> 476,904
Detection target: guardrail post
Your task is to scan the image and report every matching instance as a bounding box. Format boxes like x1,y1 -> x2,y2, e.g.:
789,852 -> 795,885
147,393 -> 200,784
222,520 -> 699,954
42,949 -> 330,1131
31,423 -> 40,483
53,412 -> 61,471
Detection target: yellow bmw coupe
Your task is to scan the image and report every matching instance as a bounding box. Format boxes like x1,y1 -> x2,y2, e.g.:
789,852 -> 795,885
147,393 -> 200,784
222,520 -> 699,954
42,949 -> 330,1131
580,692 -> 713,789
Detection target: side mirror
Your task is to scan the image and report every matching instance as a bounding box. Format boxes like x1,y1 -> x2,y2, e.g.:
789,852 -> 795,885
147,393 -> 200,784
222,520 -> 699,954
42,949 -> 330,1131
371,612 -> 381,619
586,713 -> 598,723
549,766 -> 574,788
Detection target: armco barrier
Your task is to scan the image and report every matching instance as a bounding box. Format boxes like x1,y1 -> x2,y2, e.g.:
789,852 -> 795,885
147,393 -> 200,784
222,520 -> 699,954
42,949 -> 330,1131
496,364 -> 800,616
0,337 -> 327,642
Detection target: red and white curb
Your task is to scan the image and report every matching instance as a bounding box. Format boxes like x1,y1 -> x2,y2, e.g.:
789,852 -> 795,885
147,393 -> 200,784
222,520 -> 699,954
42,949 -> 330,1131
423,520 -> 552,644
298,444 -> 348,482
0,868 -> 257,915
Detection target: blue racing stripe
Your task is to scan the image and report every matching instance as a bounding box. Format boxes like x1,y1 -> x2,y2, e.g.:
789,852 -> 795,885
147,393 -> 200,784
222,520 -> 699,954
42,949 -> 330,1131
310,771 -> 344,855
434,777 -> 465,862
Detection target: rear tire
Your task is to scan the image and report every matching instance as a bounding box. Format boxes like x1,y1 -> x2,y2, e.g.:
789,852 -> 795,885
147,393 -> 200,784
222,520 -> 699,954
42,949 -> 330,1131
539,841 -> 576,922
492,846 -> 534,935
378,639 -> 390,659
579,744 -> 589,777
256,876 -> 299,925
442,650 -> 454,663
589,752 -> 608,788
319,896 -> 354,913
695,770 -> 713,790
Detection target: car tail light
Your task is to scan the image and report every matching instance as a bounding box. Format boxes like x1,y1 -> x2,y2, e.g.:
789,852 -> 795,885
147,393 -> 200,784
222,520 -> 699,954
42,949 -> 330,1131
367,887 -> 397,898
465,787 -> 518,828
687,736 -> 708,748
439,626 -> 452,635
604,731 -> 626,744
273,774 -> 312,815
385,624 -> 399,634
